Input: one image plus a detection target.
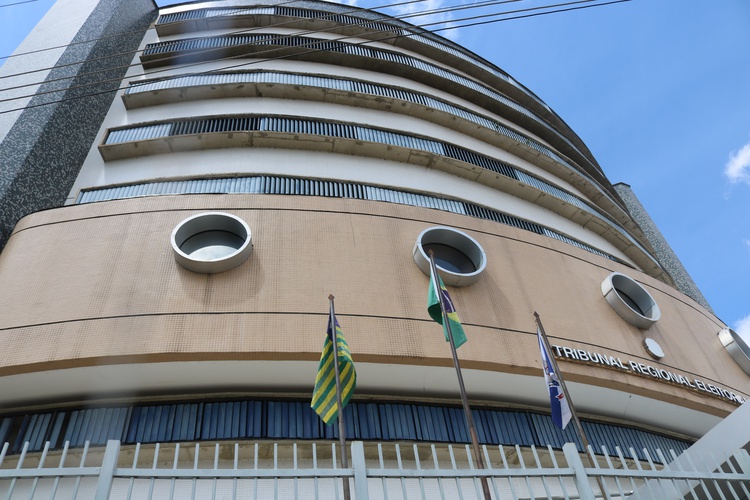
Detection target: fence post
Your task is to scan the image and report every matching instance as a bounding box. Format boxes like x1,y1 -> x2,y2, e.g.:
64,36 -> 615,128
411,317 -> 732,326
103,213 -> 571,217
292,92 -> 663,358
563,443 -> 596,500
350,441 -> 370,500
735,449 -> 750,476
94,439 -> 120,500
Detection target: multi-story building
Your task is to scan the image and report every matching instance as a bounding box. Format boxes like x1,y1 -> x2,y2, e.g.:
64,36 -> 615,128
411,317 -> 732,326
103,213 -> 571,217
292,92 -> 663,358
1,0 -> 748,468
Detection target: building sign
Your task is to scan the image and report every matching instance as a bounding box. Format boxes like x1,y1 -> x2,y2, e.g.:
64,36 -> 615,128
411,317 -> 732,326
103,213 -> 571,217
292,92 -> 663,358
552,344 -> 746,405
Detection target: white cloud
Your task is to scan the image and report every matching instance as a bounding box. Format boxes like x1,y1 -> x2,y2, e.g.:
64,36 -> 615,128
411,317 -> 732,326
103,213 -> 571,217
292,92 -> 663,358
735,314 -> 750,345
724,138 -> 750,185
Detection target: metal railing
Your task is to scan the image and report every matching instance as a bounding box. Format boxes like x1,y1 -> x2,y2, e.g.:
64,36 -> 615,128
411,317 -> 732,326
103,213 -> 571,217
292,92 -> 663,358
1,439 -> 749,499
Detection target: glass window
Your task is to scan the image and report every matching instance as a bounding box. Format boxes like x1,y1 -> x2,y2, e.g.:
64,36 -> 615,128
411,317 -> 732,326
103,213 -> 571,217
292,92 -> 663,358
413,226 -> 486,287
171,212 -> 253,273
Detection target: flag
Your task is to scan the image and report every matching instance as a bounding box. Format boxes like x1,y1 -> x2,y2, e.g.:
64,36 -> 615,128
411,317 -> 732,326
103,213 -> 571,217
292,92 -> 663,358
537,327 -> 571,430
428,266 -> 467,348
311,315 -> 357,425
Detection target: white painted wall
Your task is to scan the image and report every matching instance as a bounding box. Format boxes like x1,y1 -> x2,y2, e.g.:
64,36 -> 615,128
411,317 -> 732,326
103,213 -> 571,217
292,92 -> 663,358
135,59 -> 552,147
113,96 -> 586,196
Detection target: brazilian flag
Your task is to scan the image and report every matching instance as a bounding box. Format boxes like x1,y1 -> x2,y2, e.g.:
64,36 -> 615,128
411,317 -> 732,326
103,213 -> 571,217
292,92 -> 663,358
311,317 -> 356,425
428,268 -> 467,348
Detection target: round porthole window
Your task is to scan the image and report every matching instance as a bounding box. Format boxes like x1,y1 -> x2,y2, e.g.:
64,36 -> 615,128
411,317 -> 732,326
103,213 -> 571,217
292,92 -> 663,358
413,227 -> 486,287
601,272 -> 660,329
171,212 -> 252,274
718,328 -> 750,376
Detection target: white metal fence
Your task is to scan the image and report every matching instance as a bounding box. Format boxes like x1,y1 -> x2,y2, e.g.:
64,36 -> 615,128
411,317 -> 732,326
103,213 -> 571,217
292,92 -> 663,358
1,439 -> 749,499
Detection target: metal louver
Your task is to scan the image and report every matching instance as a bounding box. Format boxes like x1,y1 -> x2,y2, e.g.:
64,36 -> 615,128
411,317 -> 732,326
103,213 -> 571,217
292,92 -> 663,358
77,175 -> 620,265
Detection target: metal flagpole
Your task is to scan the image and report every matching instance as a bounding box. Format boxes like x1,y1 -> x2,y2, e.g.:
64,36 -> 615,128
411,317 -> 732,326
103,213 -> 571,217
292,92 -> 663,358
428,252 -> 492,500
329,295 -> 352,500
534,311 -> 608,498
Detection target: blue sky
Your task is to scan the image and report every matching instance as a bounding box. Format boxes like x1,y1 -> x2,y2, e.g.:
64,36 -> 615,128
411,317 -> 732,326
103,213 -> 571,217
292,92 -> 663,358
2,0 -> 749,340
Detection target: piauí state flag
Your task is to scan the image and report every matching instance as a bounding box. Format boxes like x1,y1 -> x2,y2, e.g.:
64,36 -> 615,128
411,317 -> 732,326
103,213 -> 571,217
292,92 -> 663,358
537,328 -> 572,430
428,267 -> 467,348
311,316 -> 357,425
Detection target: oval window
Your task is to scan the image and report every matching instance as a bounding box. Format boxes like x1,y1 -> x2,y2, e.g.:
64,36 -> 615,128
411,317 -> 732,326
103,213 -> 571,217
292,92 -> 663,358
171,212 -> 252,273
718,328 -> 750,376
413,226 -> 486,287
601,272 -> 660,329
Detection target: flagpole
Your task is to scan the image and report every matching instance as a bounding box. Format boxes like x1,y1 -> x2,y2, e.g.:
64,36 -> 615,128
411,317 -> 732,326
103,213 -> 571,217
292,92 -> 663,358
534,311 -> 608,498
429,252 -> 492,500
329,295 -> 352,500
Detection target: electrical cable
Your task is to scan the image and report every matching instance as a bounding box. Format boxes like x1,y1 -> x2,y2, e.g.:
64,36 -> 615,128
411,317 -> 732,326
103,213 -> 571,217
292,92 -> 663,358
0,0 -> 611,87
433,0 -> 629,30
0,0 -> 631,115
0,0 -> 612,87
0,0 -> 509,85
0,0 -> 456,91
0,0 -> 428,62
0,0 -> 626,112
0,0 -> 39,7
1,0 -> 619,94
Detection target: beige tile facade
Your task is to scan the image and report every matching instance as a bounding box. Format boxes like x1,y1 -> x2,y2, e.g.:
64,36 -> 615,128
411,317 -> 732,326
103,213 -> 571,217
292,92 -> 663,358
0,194 -> 745,417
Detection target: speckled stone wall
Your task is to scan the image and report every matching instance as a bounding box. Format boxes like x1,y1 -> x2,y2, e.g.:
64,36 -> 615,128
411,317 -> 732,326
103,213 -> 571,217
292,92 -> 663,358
614,183 -> 713,313
0,0 -> 157,249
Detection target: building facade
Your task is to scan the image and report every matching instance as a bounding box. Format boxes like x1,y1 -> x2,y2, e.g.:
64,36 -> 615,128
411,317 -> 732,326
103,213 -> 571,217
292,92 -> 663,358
0,0 -> 748,460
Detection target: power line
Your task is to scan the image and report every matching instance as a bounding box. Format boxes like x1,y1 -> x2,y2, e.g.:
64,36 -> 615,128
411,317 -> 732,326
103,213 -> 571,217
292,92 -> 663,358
0,0 -> 525,97
0,0 -> 628,110
0,0 -> 614,87
429,0 -> 630,31
3,0 -> 616,93
0,0 -> 609,87
0,0 -> 480,85
0,0 -> 427,62
0,0 -> 631,115
0,0 -> 39,8
0,0 -> 442,93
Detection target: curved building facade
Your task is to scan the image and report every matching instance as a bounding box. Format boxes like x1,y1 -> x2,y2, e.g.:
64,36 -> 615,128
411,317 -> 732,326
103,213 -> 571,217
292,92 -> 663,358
0,0 -> 747,459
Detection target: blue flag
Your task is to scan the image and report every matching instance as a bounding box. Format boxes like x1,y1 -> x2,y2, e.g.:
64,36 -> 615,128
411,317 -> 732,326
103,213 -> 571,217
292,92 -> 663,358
537,328 -> 571,430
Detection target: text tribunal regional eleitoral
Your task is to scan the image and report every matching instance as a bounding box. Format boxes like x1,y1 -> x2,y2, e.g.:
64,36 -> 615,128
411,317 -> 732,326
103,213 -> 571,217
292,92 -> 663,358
552,344 -> 746,405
